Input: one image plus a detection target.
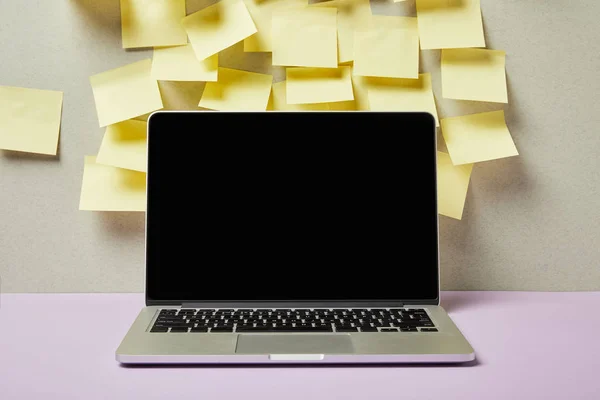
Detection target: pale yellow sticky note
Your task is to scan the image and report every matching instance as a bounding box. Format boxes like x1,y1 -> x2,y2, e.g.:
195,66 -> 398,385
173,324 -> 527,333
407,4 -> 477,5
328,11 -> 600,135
199,67 -> 272,111
354,16 -> 419,79
351,74 -> 370,111
96,120 -> 148,172
90,59 -> 163,127
272,7 -> 338,68
79,156 -> 146,212
291,69 -> 368,111
437,151 -> 473,220
275,67 -> 367,111
367,73 -> 439,126
120,0 -> 187,49
0,86 -> 63,155
182,0 -> 257,61
441,48 -> 507,103
327,100 -> 357,111
416,0 -> 485,50
312,0 -> 372,64
268,81 -> 329,111
243,0 -> 307,52
286,66 -> 354,104
151,44 -> 218,82
268,81 -> 355,110
441,110 -> 518,165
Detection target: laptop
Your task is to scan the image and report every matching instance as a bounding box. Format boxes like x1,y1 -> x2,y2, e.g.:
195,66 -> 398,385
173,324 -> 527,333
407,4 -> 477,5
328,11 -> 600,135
116,111 -> 475,364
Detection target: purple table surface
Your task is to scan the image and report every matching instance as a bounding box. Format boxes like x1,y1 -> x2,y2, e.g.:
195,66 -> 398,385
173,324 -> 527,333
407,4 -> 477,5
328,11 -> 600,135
1,292 -> 599,400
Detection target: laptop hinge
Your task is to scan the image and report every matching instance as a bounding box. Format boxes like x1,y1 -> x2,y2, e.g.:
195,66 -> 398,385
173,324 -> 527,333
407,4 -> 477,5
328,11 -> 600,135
180,301 -> 404,309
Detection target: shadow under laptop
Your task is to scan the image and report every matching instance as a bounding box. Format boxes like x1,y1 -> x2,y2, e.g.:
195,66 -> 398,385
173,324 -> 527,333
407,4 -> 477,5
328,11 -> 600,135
119,359 -> 480,369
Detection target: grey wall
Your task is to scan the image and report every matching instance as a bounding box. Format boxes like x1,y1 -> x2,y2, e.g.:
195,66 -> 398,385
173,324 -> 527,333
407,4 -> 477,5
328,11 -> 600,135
1,0 -> 599,293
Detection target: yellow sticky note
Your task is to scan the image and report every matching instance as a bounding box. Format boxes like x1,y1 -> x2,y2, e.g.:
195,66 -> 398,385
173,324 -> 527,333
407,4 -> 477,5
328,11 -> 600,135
354,16 -> 419,79
268,81 -> 329,111
351,74 -> 370,111
151,44 -> 218,82
79,156 -> 146,212
367,73 -> 439,126
199,67 -> 272,111
243,0 -> 307,52
416,0 -> 485,50
96,120 -> 148,172
312,0 -> 372,64
327,99 -> 357,111
120,0 -> 187,49
0,86 -> 63,155
182,0 -> 257,61
441,48 -> 507,103
272,7 -> 338,68
441,110 -> 518,165
437,151 -> 473,220
90,59 -> 163,127
286,66 -> 354,104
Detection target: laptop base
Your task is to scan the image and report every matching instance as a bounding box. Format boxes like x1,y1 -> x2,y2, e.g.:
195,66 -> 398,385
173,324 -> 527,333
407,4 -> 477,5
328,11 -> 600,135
116,305 -> 475,364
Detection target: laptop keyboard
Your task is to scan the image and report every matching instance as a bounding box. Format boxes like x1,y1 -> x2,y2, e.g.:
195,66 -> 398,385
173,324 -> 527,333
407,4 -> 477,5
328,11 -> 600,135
150,308 -> 437,333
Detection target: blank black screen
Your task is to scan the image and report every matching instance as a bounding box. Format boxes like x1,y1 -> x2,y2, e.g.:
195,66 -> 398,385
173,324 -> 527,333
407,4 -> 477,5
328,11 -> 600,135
146,112 -> 438,304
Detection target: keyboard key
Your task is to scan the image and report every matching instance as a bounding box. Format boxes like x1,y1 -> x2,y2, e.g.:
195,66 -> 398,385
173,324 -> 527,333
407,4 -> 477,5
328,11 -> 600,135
236,326 -> 333,332
170,327 -> 189,332
336,327 -> 358,332
211,327 -> 233,333
336,326 -> 355,331
400,327 -> 418,332
397,321 -> 427,327
166,322 -> 191,327
156,317 -> 182,323
150,326 -> 169,332
190,327 -> 209,332
380,328 -> 398,332
279,326 -> 333,332
420,328 -> 438,332
273,323 -> 294,328
236,326 -> 269,332
360,327 -> 378,332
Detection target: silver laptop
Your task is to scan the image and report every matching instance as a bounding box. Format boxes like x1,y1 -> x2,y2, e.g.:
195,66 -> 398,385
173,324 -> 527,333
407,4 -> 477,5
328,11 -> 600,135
116,111 -> 475,364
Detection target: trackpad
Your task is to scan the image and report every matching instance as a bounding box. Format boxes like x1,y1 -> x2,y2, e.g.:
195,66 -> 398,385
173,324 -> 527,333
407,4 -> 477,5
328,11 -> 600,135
235,335 -> 354,354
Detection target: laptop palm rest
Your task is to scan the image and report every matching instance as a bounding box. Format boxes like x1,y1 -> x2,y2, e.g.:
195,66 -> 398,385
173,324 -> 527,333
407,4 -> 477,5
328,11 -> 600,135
235,334 -> 354,355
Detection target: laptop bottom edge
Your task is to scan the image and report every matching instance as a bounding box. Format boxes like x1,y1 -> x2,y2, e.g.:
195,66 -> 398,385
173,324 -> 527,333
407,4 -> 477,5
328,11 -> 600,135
116,352 -> 475,364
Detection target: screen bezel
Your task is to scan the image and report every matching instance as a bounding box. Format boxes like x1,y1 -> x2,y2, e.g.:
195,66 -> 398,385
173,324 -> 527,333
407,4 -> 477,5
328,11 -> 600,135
145,111 -> 440,306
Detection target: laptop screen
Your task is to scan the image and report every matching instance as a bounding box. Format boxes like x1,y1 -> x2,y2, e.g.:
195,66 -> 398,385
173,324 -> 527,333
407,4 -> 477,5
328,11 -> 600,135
146,112 -> 439,304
